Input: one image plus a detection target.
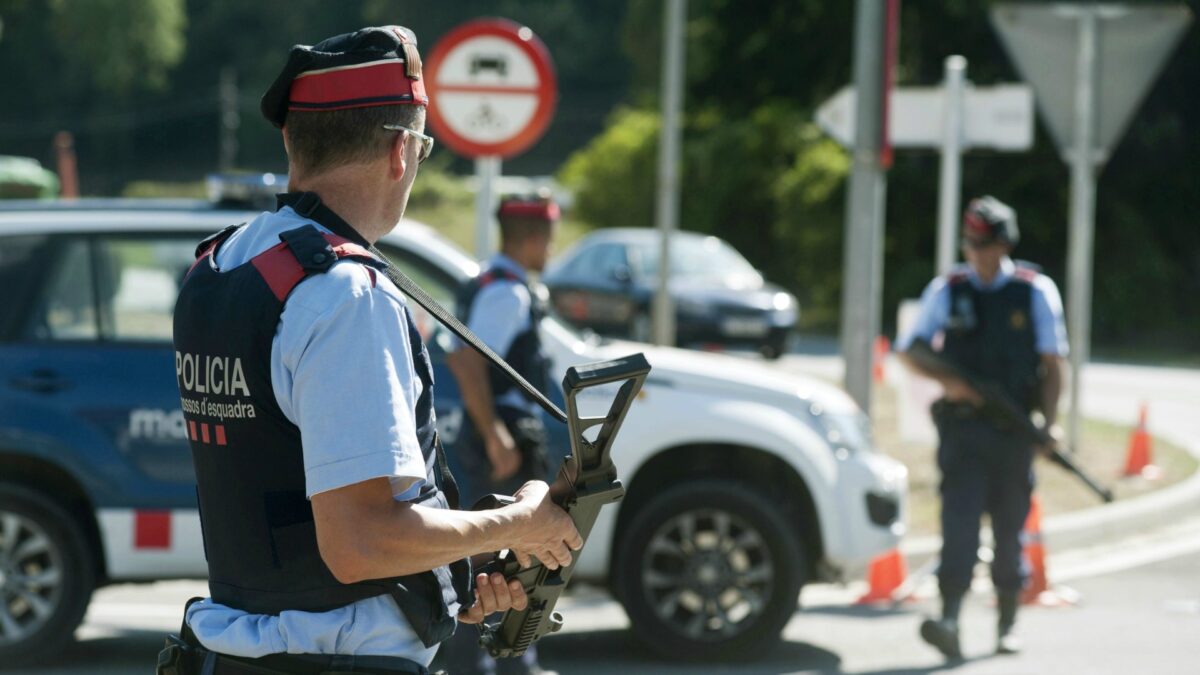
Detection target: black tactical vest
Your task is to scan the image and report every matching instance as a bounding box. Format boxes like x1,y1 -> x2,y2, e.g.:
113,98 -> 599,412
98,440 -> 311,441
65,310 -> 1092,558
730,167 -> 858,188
456,265 -> 550,407
941,263 -> 1043,412
172,193 -> 470,647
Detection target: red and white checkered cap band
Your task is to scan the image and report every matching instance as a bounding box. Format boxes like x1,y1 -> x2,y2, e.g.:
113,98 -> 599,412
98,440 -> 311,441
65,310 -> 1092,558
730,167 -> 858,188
498,201 -> 561,221
288,60 -> 428,111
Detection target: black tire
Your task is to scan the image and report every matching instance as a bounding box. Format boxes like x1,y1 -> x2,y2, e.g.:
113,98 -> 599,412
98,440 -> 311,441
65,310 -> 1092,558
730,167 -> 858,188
0,483 -> 96,668
759,331 -> 789,360
613,480 -> 807,661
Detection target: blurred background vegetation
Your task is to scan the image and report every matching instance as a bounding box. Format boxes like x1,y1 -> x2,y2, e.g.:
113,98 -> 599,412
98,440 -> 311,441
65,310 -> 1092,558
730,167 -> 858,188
0,0 -> 1196,353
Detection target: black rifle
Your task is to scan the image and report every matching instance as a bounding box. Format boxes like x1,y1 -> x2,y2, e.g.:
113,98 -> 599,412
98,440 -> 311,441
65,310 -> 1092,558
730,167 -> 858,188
474,353 -> 651,658
906,340 -> 1114,503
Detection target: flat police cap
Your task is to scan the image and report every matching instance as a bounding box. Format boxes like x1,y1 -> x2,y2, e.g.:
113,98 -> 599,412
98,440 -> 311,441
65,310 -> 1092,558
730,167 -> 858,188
261,25 -> 427,128
498,194 -> 561,222
963,195 -> 1019,247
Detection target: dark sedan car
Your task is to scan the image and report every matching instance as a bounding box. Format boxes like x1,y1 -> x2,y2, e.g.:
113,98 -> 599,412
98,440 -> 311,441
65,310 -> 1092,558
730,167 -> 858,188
542,228 -> 798,358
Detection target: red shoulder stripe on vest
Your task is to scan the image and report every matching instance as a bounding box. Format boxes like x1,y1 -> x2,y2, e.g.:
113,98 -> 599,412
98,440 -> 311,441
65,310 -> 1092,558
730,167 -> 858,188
251,242 -> 308,302
946,270 -> 970,285
251,233 -> 382,302
1013,266 -> 1039,283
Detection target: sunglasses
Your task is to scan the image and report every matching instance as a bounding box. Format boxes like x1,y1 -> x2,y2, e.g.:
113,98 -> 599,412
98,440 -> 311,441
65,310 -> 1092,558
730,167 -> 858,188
381,123 -> 434,164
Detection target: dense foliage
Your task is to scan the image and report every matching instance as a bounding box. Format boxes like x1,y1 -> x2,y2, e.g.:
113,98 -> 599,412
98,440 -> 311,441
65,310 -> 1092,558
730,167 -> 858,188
0,0 -> 1195,349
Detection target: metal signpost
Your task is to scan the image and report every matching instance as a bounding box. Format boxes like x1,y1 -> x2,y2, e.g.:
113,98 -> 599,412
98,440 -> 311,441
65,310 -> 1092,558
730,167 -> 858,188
991,3 -> 1191,452
652,0 -> 686,347
425,19 -> 558,259
838,0 -> 894,415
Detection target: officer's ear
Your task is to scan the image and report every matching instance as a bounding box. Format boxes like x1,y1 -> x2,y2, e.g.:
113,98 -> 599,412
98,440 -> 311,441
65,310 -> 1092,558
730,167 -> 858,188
388,131 -> 410,182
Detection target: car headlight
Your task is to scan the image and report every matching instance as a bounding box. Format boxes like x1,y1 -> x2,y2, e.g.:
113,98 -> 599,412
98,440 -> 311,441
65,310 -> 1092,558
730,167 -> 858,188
798,401 -> 874,455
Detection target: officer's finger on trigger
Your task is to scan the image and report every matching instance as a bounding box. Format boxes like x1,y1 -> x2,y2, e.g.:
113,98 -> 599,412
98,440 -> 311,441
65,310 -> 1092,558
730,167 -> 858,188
489,573 -> 511,608
508,579 -> 528,611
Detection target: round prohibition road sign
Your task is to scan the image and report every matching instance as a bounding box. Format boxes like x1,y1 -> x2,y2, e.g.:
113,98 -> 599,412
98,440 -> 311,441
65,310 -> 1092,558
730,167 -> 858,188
425,19 -> 558,159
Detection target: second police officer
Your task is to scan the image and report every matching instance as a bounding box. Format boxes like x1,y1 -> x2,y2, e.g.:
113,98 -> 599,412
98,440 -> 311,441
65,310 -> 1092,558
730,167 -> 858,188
897,196 -> 1069,659
442,194 -> 561,675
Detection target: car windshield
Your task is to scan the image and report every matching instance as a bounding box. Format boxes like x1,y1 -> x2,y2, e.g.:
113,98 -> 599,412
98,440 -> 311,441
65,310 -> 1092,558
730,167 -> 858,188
632,236 -> 759,283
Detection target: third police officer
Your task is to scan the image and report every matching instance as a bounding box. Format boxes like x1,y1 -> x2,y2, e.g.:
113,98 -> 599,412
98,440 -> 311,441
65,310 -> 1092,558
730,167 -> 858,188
897,196 -> 1069,659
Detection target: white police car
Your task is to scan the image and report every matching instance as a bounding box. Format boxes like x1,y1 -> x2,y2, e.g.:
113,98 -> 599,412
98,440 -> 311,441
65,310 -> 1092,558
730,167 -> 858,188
0,181 -> 906,664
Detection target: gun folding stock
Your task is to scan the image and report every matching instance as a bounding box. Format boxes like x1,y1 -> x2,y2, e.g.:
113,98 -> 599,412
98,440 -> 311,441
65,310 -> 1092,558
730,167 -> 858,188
477,353 -> 651,658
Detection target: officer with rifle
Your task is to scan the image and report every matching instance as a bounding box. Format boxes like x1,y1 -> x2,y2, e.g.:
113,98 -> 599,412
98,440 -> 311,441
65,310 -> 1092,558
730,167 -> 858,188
163,26 -> 584,674
897,196 -> 1068,659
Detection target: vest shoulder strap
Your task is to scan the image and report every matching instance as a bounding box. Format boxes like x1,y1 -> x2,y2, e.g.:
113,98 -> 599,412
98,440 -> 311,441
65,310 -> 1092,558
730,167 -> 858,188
1012,260 -> 1041,284
479,267 -> 523,287
251,224 -> 384,302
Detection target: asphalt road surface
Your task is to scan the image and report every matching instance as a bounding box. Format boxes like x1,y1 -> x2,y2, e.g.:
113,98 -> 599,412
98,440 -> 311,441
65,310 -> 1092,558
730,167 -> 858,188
12,516 -> 1199,675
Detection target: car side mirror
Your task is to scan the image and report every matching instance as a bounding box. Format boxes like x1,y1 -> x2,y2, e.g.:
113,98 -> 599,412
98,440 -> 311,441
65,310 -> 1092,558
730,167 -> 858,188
611,264 -> 633,285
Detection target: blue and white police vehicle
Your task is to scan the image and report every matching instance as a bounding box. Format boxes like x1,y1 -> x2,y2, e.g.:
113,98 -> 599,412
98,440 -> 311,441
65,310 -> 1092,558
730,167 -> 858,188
0,179 -> 906,664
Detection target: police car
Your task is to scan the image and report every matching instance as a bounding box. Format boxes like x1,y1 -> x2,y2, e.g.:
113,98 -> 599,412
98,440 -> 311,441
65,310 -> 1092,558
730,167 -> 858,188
0,183 -> 906,663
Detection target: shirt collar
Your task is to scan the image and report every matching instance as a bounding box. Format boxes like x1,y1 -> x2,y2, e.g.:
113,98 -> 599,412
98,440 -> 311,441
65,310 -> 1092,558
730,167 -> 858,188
967,256 -> 1015,291
487,252 -> 528,281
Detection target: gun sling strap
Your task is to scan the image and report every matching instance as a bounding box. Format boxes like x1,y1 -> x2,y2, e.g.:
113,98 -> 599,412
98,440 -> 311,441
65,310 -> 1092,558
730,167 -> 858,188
280,191 -> 568,424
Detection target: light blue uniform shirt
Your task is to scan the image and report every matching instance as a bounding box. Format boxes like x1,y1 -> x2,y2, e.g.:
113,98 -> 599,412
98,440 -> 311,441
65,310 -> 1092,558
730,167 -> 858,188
896,257 -> 1069,357
451,253 -> 539,416
184,207 -> 449,664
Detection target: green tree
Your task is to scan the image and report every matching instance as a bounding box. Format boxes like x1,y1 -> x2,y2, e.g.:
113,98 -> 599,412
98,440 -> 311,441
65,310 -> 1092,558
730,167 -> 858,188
47,0 -> 186,93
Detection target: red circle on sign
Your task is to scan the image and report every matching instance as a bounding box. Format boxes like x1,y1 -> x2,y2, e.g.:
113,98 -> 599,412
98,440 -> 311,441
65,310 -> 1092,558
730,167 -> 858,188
425,18 -> 558,159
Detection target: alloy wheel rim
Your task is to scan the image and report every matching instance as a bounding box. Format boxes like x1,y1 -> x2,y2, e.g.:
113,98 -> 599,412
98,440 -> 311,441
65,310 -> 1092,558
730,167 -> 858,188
641,507 -> 774,641
0,511 -> 64,645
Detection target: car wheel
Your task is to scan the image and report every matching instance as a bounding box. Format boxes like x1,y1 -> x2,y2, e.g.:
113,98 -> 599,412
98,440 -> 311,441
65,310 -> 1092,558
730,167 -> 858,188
759,332 -> 788,360
614,480 -> 806,660
0,483 -> 95,667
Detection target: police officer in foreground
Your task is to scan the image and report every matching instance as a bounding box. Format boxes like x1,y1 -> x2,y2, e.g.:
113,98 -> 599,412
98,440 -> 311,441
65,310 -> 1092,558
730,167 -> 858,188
896,196 -> 1068,659
440,195 -> 560,674
167,26 -> 580,675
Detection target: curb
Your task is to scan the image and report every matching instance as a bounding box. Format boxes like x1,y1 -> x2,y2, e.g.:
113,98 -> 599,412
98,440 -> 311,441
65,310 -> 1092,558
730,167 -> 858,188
900,429 -> 1200,564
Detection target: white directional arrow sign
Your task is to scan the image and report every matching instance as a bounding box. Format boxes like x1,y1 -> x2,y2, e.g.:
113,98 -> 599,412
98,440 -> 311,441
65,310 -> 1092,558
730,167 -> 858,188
816,84 -> 1034,151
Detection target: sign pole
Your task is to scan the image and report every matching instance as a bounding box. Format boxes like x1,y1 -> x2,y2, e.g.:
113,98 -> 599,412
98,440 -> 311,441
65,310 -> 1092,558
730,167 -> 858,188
1066,8 -> 1099,452
936,55 -> 966,275
653,0 -> 686,347
474,156 -> 501,259
840,0 -> 889,414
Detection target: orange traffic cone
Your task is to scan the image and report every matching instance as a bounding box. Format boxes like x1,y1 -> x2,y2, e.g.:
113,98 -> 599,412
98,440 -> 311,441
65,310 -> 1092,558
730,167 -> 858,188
857,548 -> 907,604
1123,403 -> 1159,479
872,335 -> 890,383
1021,496 -> 1048,605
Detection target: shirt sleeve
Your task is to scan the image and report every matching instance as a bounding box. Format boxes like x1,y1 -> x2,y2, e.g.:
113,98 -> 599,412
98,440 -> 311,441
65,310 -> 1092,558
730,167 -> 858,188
1030,275 -> 1070,357
453,281 -> 531,355
895,277 -> 951,352
272,264 -> 428,499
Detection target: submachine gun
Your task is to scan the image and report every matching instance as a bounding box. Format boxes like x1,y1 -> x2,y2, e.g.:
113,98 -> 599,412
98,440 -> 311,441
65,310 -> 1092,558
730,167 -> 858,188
474,354 -> 650,658
905,340 -> 1114,503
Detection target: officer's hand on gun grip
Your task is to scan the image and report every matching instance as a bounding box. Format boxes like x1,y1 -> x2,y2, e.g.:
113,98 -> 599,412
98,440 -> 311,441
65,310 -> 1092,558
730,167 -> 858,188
942,377 -> 984,406
486,423 -> 522,482
456,572 -> 528,624
1037,423 -> 1065,456
509,481 -> 583,571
